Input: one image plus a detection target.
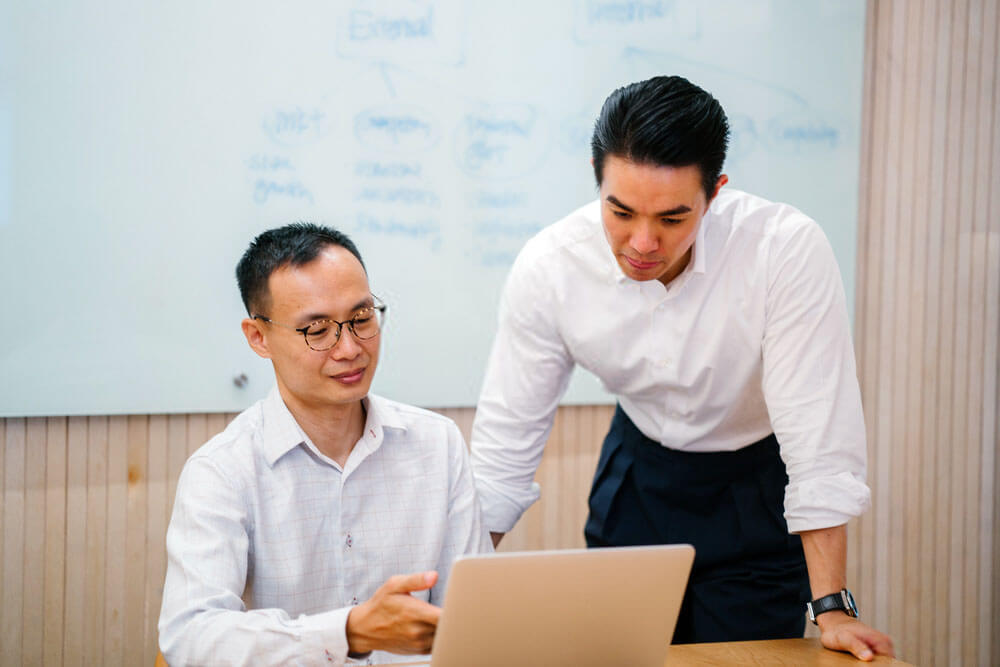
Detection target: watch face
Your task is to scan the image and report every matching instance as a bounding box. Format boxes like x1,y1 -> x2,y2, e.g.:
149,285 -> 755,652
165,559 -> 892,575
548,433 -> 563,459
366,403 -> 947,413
843,589 -> 859,617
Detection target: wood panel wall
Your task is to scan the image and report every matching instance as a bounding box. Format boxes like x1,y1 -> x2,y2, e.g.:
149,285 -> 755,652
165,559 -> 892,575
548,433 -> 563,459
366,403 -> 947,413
852,0 -> 1000,665
1,1 -> 997,665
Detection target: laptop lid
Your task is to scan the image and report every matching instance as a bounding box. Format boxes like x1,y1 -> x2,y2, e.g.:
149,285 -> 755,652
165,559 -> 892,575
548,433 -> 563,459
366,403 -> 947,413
429,544 -> 695,667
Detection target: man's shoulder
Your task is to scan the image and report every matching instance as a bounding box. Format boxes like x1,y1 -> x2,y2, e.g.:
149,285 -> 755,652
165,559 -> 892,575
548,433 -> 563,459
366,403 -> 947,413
369,395 -> 469,466
370,394 -> 460,437
184,400 -> 267,474
507,200 -> 610,293
517,199 -> 604,264
713,188 -> 820,240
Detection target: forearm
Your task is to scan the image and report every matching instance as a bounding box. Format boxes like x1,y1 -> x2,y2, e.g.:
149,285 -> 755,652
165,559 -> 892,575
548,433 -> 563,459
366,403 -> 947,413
799,523 -> 848,598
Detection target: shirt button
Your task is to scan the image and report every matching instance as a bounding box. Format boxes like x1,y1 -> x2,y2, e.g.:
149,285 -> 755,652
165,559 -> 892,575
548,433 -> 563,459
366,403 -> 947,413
345,533 -> 353,548
351,596 -> 358,605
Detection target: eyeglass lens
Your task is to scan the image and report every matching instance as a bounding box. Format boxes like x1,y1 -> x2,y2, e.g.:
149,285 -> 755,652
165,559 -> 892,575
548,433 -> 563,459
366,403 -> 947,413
303,307 -> 382,351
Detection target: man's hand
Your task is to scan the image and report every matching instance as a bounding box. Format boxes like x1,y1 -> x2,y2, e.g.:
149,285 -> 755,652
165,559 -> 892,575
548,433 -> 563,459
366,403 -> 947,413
817,610 -> 895,661
345,571 -> 441,655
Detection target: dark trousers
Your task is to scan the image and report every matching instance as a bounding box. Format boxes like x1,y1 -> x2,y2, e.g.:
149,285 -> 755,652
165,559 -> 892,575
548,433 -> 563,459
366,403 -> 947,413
584,406 -> 810,644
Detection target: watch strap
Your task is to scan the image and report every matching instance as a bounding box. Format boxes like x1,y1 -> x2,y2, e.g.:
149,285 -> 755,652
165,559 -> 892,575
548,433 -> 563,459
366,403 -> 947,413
807,589 -> 858,624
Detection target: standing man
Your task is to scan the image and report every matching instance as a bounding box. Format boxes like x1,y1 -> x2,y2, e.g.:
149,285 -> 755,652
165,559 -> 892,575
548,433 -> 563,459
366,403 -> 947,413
470,76 -> 893,660
159,223 -> 491,665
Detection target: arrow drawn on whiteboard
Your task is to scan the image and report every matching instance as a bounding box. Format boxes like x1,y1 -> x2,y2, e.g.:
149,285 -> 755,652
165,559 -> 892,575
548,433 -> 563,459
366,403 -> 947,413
379,61 -> 397,98
622,47 -> 810,109
369,60 -> 491,109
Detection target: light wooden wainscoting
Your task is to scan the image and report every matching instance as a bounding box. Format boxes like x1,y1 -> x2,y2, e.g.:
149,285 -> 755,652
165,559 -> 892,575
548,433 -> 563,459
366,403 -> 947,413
2,1 -> 999,665
852,0 -> 1000,665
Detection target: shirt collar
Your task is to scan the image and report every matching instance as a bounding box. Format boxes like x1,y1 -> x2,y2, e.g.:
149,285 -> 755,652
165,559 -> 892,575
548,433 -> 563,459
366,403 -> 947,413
260,386 -> 408,468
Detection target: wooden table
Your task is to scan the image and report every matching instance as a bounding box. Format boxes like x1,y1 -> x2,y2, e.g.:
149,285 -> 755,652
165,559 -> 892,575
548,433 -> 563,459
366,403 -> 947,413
158,638 -> 912,665
665,638 -> 911,665
372,638 -> 911,666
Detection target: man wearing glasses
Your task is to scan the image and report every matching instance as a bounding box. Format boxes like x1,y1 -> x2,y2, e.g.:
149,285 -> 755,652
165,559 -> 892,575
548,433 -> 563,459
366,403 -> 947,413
159,223 -> 491,665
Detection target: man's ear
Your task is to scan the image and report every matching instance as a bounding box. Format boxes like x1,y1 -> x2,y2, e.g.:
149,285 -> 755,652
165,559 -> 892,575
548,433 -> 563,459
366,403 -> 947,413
708,174 -> 729,204
242,318 -> 272,359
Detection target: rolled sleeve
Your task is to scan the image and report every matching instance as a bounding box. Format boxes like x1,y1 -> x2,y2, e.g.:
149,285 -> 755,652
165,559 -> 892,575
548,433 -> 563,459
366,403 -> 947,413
762,218 -> 871,532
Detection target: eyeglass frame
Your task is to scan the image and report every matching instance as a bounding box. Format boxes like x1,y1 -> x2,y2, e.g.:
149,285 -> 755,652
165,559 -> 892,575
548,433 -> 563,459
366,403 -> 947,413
251,296 -> 387,351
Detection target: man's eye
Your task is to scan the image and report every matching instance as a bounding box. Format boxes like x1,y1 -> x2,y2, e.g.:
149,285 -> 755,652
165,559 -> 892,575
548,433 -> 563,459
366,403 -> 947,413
352,317 -> 372,325
613,210 -> 631,219
663,218 -> 683,225
307,326 -> 328,337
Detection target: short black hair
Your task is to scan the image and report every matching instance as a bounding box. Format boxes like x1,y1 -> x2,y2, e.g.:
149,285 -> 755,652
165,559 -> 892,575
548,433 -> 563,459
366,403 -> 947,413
591,75 -> 730,198
236,222 -> 365,316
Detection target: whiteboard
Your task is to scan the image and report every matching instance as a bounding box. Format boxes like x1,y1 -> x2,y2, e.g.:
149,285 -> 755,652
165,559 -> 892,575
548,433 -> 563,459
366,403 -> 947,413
0,1 -> 865,417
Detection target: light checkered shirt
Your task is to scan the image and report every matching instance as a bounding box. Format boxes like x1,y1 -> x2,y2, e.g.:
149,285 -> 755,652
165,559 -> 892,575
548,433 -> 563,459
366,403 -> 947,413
159,386 -> 492,666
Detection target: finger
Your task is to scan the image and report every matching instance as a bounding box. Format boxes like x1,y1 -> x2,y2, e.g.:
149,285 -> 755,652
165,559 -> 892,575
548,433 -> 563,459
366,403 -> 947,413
395,596 -> 442,624
864,630 -> 895,657
382,571 -> 439,595
392,620 -> 438,655
845,634 -> 874,662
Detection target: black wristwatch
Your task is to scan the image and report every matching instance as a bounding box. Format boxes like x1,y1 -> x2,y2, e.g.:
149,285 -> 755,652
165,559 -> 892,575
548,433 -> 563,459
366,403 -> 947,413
806,589 -> 859,624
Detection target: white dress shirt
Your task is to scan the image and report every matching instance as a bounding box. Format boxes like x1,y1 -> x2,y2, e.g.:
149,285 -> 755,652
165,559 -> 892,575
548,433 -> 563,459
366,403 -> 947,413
470,188 -> 871,535
159,387 -> 492,666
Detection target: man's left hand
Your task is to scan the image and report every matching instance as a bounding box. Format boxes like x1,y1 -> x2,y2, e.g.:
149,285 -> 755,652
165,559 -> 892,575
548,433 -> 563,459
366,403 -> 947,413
817,611 -> 895,661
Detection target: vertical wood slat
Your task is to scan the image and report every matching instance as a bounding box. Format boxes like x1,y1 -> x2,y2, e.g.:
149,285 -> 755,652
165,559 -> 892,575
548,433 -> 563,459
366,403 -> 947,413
858,0 -> 879,631
166,415 -> 188,525
928,2 -> 955,664
914,2 -> 941,662
84,416 -> 107,667
2,419 -> 25,665
22,419 -> 46,665
63,416 -> 89,664
124,415 -> 149,667
0,419 -> 4,661
146,415 -> 169,662
881,0 -> 907,639
947,4 -> 971,665
103,417 -> 128,667
965,5 -> 991,667
862,0 -> 891,633
897,3 -> 926,661
987,8 -> 1000,666
43,417 -> 67,667
973,6 -> 999,667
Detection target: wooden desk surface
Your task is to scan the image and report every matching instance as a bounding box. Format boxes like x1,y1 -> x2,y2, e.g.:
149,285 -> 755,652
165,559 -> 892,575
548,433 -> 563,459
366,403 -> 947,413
665,638 -> 910,665
374,638 -> 911,666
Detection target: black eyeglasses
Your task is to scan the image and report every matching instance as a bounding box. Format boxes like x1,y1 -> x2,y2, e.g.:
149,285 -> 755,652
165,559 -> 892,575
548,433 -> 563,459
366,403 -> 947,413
253,297 -> 387,351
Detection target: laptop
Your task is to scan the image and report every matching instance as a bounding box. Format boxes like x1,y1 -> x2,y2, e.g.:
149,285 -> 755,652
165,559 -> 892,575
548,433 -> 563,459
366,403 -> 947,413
417,544 -> 695,667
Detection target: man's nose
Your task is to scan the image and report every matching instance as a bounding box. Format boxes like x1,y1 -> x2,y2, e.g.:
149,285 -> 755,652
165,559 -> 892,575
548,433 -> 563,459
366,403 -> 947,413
329,327 -> 362,358
630,222 -> 659,255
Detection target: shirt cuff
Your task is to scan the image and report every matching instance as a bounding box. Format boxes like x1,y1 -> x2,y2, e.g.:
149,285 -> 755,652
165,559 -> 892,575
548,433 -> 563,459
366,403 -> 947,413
295,606 -> 354,665
475,479 -> 541,533
783,471 -> 871,533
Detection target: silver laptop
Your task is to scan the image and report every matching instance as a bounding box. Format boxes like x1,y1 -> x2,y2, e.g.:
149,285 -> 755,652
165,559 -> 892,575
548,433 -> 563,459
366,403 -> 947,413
423,544 -> 695,667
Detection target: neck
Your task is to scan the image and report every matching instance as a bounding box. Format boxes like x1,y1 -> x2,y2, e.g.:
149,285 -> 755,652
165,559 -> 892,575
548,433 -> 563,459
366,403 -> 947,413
277,386 -> 367,467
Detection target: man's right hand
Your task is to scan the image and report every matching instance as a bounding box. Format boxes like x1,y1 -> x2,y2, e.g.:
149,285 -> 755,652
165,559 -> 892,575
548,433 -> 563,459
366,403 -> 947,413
345,571 -> 441,655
